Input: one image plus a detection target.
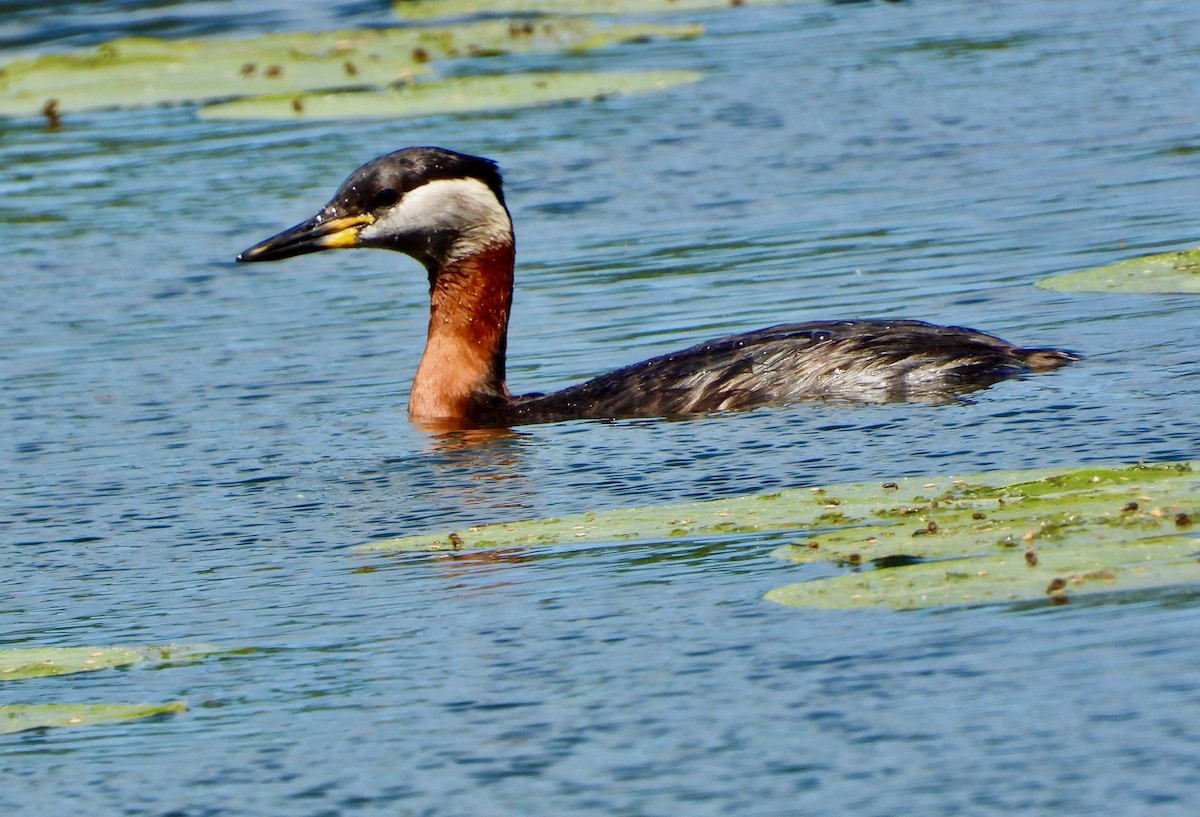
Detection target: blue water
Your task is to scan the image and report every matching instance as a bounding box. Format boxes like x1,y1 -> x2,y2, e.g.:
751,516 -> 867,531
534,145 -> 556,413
2,1 -> 1199,814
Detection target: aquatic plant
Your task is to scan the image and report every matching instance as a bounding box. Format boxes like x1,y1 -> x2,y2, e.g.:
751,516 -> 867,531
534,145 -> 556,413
0,703 -> 186,735
392,0 -> 791,20
0,20 -> 701,117
200,70 -> 700,120
360,462 -> 1200,610
0,644 -> 215,680
0,644 -> 216,734
1038,247 -> 1200,294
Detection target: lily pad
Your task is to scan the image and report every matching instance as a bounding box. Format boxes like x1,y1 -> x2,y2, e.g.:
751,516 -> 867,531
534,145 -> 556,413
0,644 -> 217,681
0,20 -> 701,116
200,69 -> 700,120
1037,247 -> 1200,294
360,461 -> 1198,555
0,702 -> 186,735
392,0 -> 790,20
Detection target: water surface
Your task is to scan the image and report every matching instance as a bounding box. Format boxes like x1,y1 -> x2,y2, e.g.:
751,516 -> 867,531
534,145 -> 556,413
2,1 -> 1199,814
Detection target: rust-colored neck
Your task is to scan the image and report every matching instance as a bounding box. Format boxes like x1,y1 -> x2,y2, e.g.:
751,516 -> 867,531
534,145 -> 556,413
408,242 -> 516,422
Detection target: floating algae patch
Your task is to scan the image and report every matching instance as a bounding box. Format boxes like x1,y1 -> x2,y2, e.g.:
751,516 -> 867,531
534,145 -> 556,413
0,702 -> 186,735
767,462 -> 1200,609
360,461 -> 1199,556
393,0 -> 793,20
361,483 -> 875,553
0,644 -> 219,681
770,463 -> 1199,567
1037,247 -> 1200,294
363,461 -> 1200,609
766,536 -> 1200,610
0,20 -> 701,116
200,69 -> 700,120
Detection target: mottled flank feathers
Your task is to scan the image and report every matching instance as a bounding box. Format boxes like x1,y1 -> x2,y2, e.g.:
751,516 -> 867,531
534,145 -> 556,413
508,320 -> 1079,422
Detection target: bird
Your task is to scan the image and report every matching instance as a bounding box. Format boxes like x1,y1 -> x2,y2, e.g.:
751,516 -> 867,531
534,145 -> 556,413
237,146 -> 1078,430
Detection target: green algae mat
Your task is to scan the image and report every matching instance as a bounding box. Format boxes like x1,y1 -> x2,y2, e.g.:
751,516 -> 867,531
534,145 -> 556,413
200,69 -> 700,120
0,703 -> 186,735
0,644 -> 216,735
362,462 -> 1200,610
0,20 -> 700,117
1038,247 -> 1200,294
0,644 -> 215,681
392,0 -> 793,19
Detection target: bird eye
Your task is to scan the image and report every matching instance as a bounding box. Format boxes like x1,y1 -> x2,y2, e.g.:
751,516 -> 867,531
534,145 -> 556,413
370,188 -> 399,210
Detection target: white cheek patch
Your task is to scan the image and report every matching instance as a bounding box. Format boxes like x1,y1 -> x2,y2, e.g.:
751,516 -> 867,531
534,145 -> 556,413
360,177 -> 512,259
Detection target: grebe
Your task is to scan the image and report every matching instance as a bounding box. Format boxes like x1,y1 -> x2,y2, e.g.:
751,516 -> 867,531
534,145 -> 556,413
237,147 -> 1078,429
